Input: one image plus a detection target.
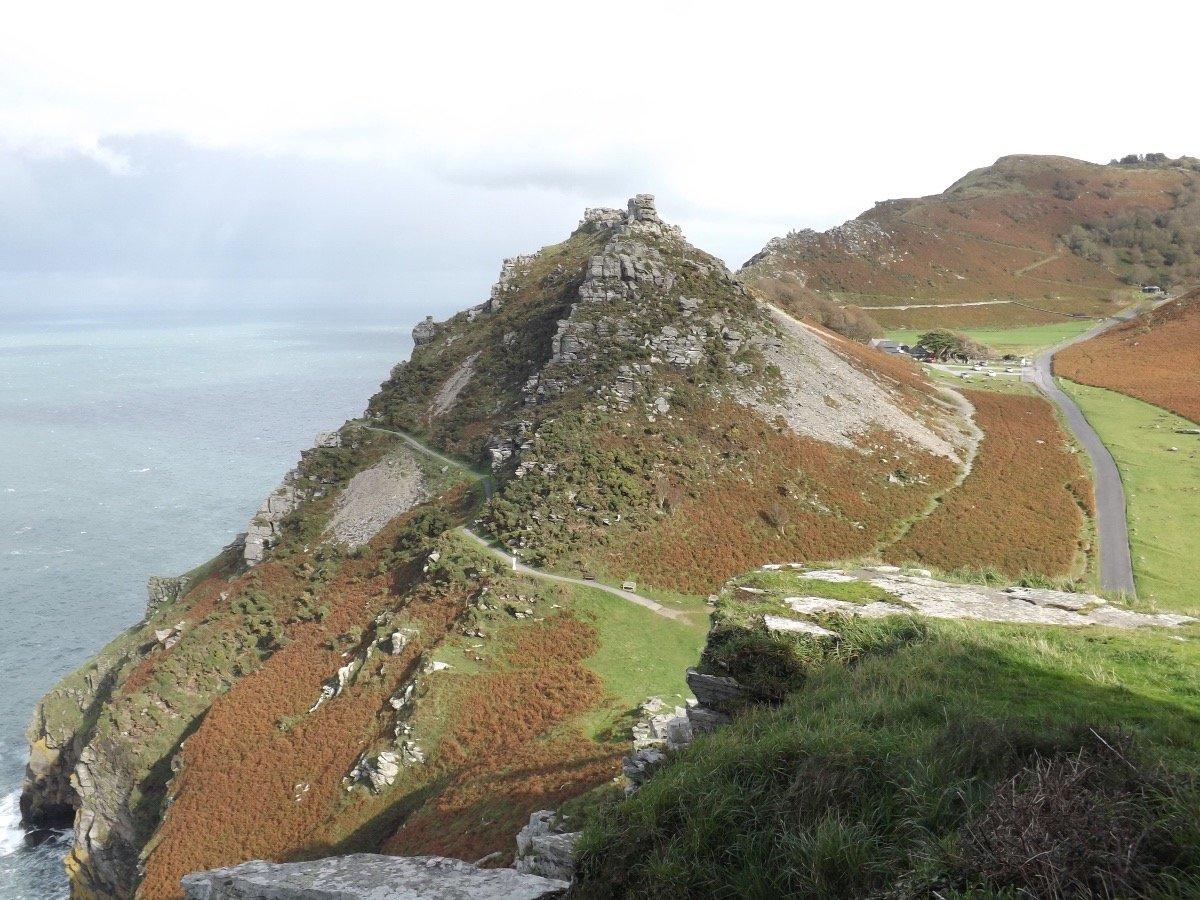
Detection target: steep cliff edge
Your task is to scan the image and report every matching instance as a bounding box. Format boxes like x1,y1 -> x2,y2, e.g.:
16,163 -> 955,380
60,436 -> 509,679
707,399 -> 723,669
24,196 -> 974,898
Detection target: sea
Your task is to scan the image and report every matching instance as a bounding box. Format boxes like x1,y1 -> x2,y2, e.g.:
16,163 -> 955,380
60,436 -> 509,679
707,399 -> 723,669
0,306 -> 416,898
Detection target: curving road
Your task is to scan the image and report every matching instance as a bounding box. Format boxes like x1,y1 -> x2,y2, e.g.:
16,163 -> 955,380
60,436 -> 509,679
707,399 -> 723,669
1028,309 -> 1148,595
352,423 -> 689,621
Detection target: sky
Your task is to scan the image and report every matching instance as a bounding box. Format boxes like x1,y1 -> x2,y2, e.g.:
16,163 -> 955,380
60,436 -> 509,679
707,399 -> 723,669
2,0 -> 1198,319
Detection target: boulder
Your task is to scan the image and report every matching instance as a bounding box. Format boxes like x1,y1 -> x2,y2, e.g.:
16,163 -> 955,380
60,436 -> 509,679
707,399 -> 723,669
412,316 -> 438,346
514,811 -> 580,883
685,668 -> 747,709
182,854 -> 569,899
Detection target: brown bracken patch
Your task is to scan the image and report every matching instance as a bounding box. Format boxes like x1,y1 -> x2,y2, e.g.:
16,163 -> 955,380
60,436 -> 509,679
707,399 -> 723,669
886,391 -> 1093,578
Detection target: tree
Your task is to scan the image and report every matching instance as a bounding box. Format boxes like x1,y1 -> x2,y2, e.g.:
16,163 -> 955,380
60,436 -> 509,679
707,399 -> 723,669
916,330 -> 988,362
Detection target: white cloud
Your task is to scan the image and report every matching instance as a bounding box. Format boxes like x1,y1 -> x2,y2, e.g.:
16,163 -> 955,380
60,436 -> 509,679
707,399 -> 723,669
1,0 -> 1198,303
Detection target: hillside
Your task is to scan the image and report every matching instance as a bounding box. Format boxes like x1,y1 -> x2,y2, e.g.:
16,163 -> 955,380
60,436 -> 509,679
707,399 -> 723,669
23,196 -> 977,898
574,564 -> 1200,897
742,154 -> 1200,329
1055,287 -> 1200,424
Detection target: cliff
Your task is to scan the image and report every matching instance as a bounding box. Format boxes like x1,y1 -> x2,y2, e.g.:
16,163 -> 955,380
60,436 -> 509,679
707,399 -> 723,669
24,195 -> 975,898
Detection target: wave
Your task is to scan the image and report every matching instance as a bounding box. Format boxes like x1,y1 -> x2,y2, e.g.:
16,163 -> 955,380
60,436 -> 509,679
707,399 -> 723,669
0,790 -> 21,856
0,790 -> 71,898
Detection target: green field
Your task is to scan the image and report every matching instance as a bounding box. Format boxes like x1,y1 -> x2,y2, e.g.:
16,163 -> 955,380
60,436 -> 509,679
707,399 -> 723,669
1061,380 -> 1200,614
887,321 -> 1096,357
570,584 -> 707,735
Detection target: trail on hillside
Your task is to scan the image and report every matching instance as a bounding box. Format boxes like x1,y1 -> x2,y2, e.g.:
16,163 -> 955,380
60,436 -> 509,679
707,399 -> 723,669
352,424 -> 689,621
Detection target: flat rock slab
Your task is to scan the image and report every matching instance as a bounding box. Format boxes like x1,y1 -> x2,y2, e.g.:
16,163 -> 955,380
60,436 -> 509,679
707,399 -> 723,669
775,567 -> 1194,630
182,854 -> 568,900
763,614 -> 839,637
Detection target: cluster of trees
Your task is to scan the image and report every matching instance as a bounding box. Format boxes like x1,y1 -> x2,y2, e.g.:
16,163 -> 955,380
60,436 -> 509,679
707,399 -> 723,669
1064,182 -> 1200,288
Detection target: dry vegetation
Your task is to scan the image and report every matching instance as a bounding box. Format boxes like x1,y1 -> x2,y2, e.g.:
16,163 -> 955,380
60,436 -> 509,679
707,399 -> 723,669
382,616 -> 621,861
742,273 -> 882,341
137,516 -> 469,898
599,402 -> 959,594
1056,289 -> 1200,425
886,391 -> 1093,578
742,155 -> 1200,328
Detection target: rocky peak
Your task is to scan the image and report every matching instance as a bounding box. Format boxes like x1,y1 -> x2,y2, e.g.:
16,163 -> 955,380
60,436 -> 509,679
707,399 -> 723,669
519,194 -> 755,407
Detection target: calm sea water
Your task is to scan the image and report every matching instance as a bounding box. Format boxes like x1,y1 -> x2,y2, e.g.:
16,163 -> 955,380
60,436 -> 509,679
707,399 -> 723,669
0,310 -> 414,898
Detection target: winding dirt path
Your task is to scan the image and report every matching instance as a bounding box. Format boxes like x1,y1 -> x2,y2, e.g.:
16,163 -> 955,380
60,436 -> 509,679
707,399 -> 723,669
351,423 -> 688,621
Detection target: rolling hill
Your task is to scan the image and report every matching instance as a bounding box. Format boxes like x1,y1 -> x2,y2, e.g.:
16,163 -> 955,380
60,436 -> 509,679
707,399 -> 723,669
1055,287 -> 1200,424
742,154 -> 1200,329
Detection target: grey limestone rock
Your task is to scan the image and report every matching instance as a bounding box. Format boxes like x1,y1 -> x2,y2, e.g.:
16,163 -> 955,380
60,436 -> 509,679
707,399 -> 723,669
146,575 -> 189,617
412,316 -> 438,346
685,668 -> 747,709
182,854 -> 569,899
514,811 -> 580,883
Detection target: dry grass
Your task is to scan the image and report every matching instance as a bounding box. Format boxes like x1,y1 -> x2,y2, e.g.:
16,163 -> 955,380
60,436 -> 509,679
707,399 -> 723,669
603,402 -> 958,594
1056,289 -> 1200,425
886,391 -> 1093,578
381,616 -> 619,862
138,508 -> 470,899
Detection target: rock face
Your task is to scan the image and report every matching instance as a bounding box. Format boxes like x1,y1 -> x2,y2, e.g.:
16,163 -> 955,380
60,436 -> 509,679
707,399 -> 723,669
412,315 -> 438,346
146,575 -> 190,618
181,854 -> 569,899
243,476 -> 301,565
514,811 -> 580,882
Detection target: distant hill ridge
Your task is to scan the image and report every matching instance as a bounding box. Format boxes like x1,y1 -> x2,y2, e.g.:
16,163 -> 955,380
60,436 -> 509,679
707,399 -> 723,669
742,153 -> 1200,329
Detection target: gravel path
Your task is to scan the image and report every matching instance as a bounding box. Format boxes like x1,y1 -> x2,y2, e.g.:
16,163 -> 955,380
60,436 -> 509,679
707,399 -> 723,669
352,423 -> 689,621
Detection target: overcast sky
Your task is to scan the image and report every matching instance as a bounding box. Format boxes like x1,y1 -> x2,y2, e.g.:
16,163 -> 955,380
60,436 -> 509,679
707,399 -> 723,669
2,0 -> 1198,319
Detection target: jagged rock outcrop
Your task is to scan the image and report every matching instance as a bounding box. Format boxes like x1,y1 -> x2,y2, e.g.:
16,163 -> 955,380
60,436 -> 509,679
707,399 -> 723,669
243,476 -> 300,565
514,811 -> 580,882
181,854 -> 569,899
146,575 -> 190,618
412,315 -> 438,346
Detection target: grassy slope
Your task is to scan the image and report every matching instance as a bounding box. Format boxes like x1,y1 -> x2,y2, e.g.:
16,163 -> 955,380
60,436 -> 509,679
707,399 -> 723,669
569,584 -> 706,736
1061,381 -> 1200,615
1056,290 -> 1200,426
575,616 -> 1200,898
887,321 -> 1096,357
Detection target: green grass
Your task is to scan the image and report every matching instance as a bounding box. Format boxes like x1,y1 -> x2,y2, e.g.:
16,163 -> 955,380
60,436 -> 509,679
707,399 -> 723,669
1061,380 -> 1200,615
888,320 -> 1096,357
738,569 -> 894,603
574,618 -> 1200,897
568,584 -> 707,737
926,366 -> 1038,395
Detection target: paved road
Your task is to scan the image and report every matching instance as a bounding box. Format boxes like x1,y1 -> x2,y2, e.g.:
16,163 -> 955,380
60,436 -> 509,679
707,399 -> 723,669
1029,308 -> 1148,595
351,422 -> 689,622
